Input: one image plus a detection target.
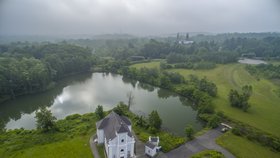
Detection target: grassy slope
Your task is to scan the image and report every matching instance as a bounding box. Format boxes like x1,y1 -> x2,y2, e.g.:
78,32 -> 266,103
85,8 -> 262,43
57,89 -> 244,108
10,136 -> 92,158
0,113 -> 96,158
130,62 -> 280,137
216,132 -> 280,158
130,61 -> 161,69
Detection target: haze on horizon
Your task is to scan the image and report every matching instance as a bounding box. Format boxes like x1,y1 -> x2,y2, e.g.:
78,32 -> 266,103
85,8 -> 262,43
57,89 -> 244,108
0,0 -> 280,36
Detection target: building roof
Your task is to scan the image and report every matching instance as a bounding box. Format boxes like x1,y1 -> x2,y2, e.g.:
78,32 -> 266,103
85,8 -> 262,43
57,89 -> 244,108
96,111 -> 132,141
145,141 -> 156,149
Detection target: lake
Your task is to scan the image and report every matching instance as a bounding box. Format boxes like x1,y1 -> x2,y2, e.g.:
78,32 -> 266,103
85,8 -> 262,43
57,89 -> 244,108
0,73 -> 203,135
238,58 -> 267,65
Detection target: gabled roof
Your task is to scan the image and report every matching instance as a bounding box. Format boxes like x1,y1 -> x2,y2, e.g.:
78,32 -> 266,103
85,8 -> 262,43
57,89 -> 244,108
96,111 -> 132,141
145,141 -> 156,149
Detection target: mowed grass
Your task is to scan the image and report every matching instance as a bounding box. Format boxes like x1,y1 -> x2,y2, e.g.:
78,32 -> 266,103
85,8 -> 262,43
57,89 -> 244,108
130,60 -> 161,69
130,62 -> 280,137
9,136 -> 93,158
169,64 -> 280,137
216,132 -> 280,158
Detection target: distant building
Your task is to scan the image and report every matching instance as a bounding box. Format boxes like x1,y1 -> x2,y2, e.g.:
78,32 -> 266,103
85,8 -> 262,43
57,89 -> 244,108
178,40 -> 194,45
96,112 -> 135,158
177,33 -> 194,45
145,136 -> 161,157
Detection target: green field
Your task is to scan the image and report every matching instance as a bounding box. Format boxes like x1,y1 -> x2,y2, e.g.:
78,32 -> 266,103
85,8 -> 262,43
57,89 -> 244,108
216,132 -> 280,158
130,62 -> 280,137
130,60 -> 161,69
8,137 -> 93,158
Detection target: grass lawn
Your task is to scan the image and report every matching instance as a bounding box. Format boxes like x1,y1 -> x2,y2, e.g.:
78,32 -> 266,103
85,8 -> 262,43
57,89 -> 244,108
9,136 -> 93,158
131,61 -> 280,137
191,150 -> 225,158
130,60 -> 161,69
0,113 -> 97,158
168,64 -> 280,137
216,132 -> 280,158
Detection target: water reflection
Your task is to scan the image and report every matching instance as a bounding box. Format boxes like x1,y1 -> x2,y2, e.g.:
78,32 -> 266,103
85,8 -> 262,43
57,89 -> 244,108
0,73 -> 203,135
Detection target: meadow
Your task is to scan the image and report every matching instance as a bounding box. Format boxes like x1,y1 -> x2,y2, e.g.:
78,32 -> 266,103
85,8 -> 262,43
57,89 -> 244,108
131,61 -> 280,137
216,132 -> 280,158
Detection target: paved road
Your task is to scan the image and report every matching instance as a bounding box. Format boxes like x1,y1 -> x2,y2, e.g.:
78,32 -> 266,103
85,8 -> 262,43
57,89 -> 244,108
132,131 -> 148,158
162,129 -> 235,158
89,135 -> 100,158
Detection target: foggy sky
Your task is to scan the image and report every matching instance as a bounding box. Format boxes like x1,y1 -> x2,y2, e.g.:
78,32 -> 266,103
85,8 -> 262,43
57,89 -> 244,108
0,0 -> 280,36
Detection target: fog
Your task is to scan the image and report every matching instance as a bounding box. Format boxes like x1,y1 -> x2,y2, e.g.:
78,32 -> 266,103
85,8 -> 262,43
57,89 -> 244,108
0,0 -> 280,36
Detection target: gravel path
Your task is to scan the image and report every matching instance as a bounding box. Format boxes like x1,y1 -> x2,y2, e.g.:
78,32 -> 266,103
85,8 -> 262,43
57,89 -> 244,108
89,135 -> 100,158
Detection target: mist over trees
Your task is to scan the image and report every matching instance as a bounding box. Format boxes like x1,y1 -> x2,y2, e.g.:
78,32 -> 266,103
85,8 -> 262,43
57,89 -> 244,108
0,43 -> 95,100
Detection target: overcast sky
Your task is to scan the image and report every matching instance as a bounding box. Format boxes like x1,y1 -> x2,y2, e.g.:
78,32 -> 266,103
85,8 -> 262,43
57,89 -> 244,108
0,0 -> 280,36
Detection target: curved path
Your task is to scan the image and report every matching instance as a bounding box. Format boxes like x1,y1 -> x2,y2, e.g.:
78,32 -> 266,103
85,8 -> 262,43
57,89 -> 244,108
162,129 -> 235,158
89,135 -> 100,158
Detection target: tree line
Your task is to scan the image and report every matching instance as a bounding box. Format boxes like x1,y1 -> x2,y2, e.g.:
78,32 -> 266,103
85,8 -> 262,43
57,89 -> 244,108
0,43 -> 96,100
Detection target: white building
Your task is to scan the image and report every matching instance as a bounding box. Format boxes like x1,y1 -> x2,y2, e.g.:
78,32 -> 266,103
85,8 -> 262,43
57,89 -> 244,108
145,136 -> 161,157
96,112 -> 135,158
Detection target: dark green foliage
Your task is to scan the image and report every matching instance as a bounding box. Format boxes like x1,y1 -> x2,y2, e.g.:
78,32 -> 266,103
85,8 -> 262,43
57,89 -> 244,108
148,110 -> 162,131
95,105 -> 104,120
140,39 -> 170,59
135,115 -> 147,128
191,150 -> 225,158
185,124 -> 194,139
231,122 -> 280,152
207,115 -> 220,128
121,67 -> 185,88
113,102 -> 129,116
166,53 -> 186,63
35,107 -> 56,132
246,64 -> 280,80
228,85 -> 252,112
0,43 -> 94,100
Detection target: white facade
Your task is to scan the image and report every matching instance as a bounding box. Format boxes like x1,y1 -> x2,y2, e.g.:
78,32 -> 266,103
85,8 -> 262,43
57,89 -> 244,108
96,112 -> 135,158
105,132 -> 135,158
145,136 -> 161,157
145,145 -> 157,157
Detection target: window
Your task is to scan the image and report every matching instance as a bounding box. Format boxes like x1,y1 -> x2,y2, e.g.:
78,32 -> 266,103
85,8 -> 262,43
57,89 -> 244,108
121,139 -> 124,142
120,149 -> 124,152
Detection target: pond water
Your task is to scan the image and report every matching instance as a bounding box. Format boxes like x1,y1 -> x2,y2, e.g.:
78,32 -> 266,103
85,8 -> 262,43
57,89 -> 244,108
238,58 -> 267,65
0,73 -> 203,135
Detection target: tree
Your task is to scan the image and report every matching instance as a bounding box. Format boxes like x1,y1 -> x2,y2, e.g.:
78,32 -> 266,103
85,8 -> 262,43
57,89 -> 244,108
35,107 -> 56,132
113,102 -> 129,116
228,85 -> 252,112
135,115 -> 147,127
95,105 -> 104,120
127,91 -> 134,110
207,115 -> 220,128
148,110 -> 162,130
185,124 -> 194,139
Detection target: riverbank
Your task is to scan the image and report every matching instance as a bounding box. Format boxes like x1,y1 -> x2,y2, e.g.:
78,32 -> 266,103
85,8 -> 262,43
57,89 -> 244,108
0,71 -> 92,104
0,107 -> 186,157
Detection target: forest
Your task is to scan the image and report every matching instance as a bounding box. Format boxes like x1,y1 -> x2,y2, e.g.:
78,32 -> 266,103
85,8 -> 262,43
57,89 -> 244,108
0,43 -> 96,100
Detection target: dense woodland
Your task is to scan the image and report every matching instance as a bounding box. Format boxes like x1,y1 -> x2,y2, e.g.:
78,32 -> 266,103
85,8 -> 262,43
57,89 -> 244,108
0,43 -> 96,100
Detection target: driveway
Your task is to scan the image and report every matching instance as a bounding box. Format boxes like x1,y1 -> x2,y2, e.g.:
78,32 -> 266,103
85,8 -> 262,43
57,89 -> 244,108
162,129 -> 235,158
89,135 -> 100,158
